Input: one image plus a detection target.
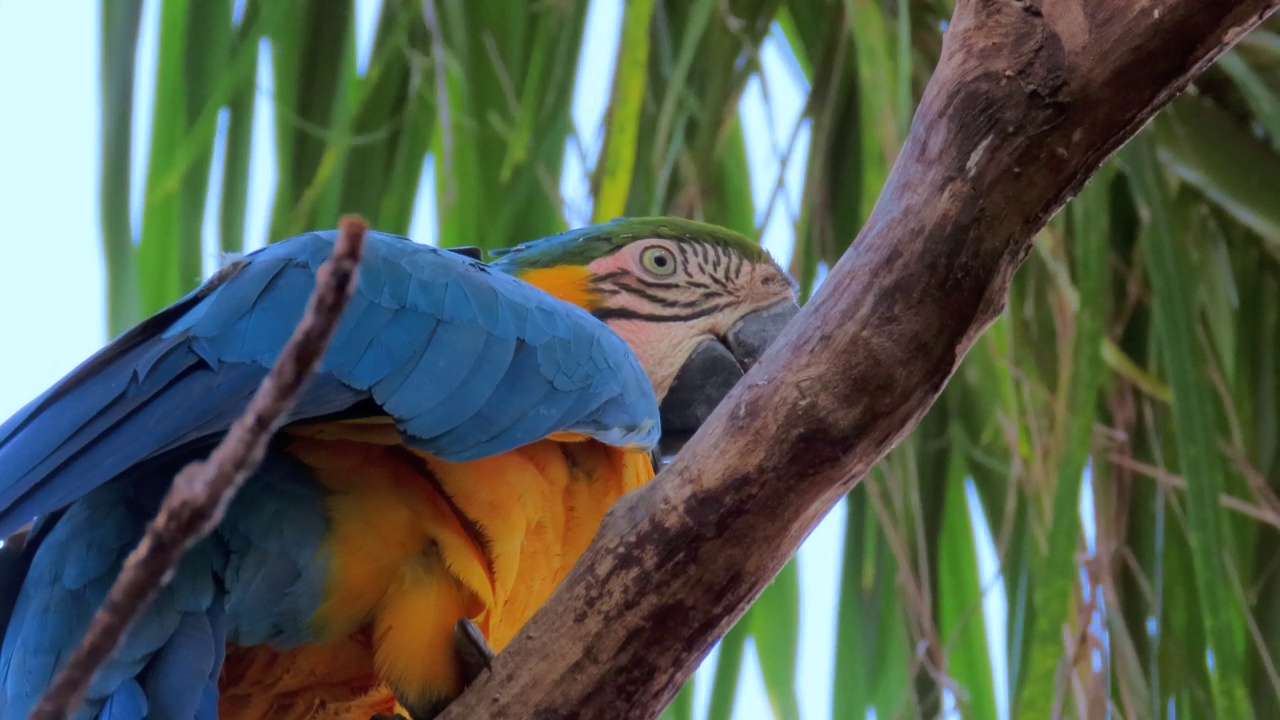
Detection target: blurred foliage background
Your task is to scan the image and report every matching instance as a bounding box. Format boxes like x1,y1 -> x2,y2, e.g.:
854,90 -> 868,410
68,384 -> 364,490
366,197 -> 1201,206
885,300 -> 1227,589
98,0 -> 1280,717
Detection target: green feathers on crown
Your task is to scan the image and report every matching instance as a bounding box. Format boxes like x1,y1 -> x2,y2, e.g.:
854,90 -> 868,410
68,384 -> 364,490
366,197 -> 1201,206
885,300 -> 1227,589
487,217 -> 772,271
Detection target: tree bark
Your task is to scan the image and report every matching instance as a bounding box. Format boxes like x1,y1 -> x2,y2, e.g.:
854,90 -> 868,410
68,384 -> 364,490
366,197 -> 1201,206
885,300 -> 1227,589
438,1 -> 1279,717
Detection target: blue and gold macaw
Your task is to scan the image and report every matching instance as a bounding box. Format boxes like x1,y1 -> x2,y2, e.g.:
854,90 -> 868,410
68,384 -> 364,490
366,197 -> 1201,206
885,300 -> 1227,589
0,217 -> 798,720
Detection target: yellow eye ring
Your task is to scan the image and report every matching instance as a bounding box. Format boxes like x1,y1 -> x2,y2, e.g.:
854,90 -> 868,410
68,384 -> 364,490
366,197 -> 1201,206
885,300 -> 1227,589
640,246 -> 677,276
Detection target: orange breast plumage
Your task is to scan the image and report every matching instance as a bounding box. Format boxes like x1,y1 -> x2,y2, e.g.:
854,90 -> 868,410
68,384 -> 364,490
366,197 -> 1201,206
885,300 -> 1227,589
217,423 -> 653,719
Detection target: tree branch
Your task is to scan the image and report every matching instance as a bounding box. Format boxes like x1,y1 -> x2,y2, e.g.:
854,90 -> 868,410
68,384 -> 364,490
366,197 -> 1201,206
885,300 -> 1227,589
29,217 -> 367,720
437,1 -> 1280,717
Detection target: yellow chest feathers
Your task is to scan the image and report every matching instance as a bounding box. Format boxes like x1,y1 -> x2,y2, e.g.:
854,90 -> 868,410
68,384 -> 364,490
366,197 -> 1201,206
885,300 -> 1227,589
218,425 -> 654,719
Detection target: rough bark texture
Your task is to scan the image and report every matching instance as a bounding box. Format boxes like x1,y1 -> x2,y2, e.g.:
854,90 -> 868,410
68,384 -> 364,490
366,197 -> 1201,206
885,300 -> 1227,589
437,1 -> 1280,718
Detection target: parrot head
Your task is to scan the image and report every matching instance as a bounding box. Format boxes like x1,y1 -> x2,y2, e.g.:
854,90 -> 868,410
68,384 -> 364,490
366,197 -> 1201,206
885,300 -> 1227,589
488,217 -> 800,452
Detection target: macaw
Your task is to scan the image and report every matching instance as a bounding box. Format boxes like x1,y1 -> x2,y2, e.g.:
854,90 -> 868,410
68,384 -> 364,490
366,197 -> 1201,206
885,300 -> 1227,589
0,217 -> 798,720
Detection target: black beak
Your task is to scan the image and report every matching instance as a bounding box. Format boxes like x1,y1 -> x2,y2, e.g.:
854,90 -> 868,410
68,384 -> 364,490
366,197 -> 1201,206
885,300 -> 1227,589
656,299 -> 799,460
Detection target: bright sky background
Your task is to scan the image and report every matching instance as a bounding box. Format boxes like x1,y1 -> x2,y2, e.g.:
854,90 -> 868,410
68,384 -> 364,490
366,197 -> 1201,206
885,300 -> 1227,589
0,2 -> 1023,719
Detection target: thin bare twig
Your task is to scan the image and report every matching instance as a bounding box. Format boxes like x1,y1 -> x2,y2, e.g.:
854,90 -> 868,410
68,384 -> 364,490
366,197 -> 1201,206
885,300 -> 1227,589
29,217 -> 367,720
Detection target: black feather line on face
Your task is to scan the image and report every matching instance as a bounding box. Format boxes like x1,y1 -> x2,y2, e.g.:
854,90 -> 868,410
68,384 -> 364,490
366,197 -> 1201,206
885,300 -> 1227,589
600,271 -> 683,291
593,302 -> 733,323
592,269 -> 632,283
675,242 -> 692,268
604,281 -> 687,307
588,243 -> 762,319
703,265 -> 732,290
606,282 -> 725,310
594,262 -> 731,304
694,247 -> 712,276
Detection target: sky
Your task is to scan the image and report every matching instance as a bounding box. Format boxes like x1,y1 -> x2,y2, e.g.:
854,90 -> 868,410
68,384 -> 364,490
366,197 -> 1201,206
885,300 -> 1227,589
0,2 -> 1016,719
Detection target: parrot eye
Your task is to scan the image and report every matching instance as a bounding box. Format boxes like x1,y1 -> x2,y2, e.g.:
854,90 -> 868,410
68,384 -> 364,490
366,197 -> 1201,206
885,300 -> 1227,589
640,246 -> 678,276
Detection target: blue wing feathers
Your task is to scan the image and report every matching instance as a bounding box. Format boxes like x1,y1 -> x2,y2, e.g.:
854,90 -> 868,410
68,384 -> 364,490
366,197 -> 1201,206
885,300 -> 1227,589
219,453 -> 329,647
195,601 -> 225,720
347,310 -> 439,391
382,321 -> 491,421
369,247 -> 412,306
38,363 -> 243,519
430,340 -> 553,451
0,228 -> 659,716
0,229 -> 658,538
1,453 -> 327,719
409,333 -> 518,441
0,338 -> 183,513
93,681 -> 147,720
137,611 -> 218,720
0,274 -> 217,451
322,294 -> 391,378
441,380 -> 598,461
229,267 -> 315,365
167,255 -> 291,340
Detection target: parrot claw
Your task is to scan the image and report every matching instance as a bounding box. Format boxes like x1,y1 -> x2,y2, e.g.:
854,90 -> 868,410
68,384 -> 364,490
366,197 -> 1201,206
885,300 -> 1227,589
454,617 -> 495,685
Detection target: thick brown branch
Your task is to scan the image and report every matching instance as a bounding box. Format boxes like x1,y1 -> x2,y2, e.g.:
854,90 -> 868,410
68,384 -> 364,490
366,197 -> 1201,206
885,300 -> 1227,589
437,1 -> 1279,718
29,217 -> 367,720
